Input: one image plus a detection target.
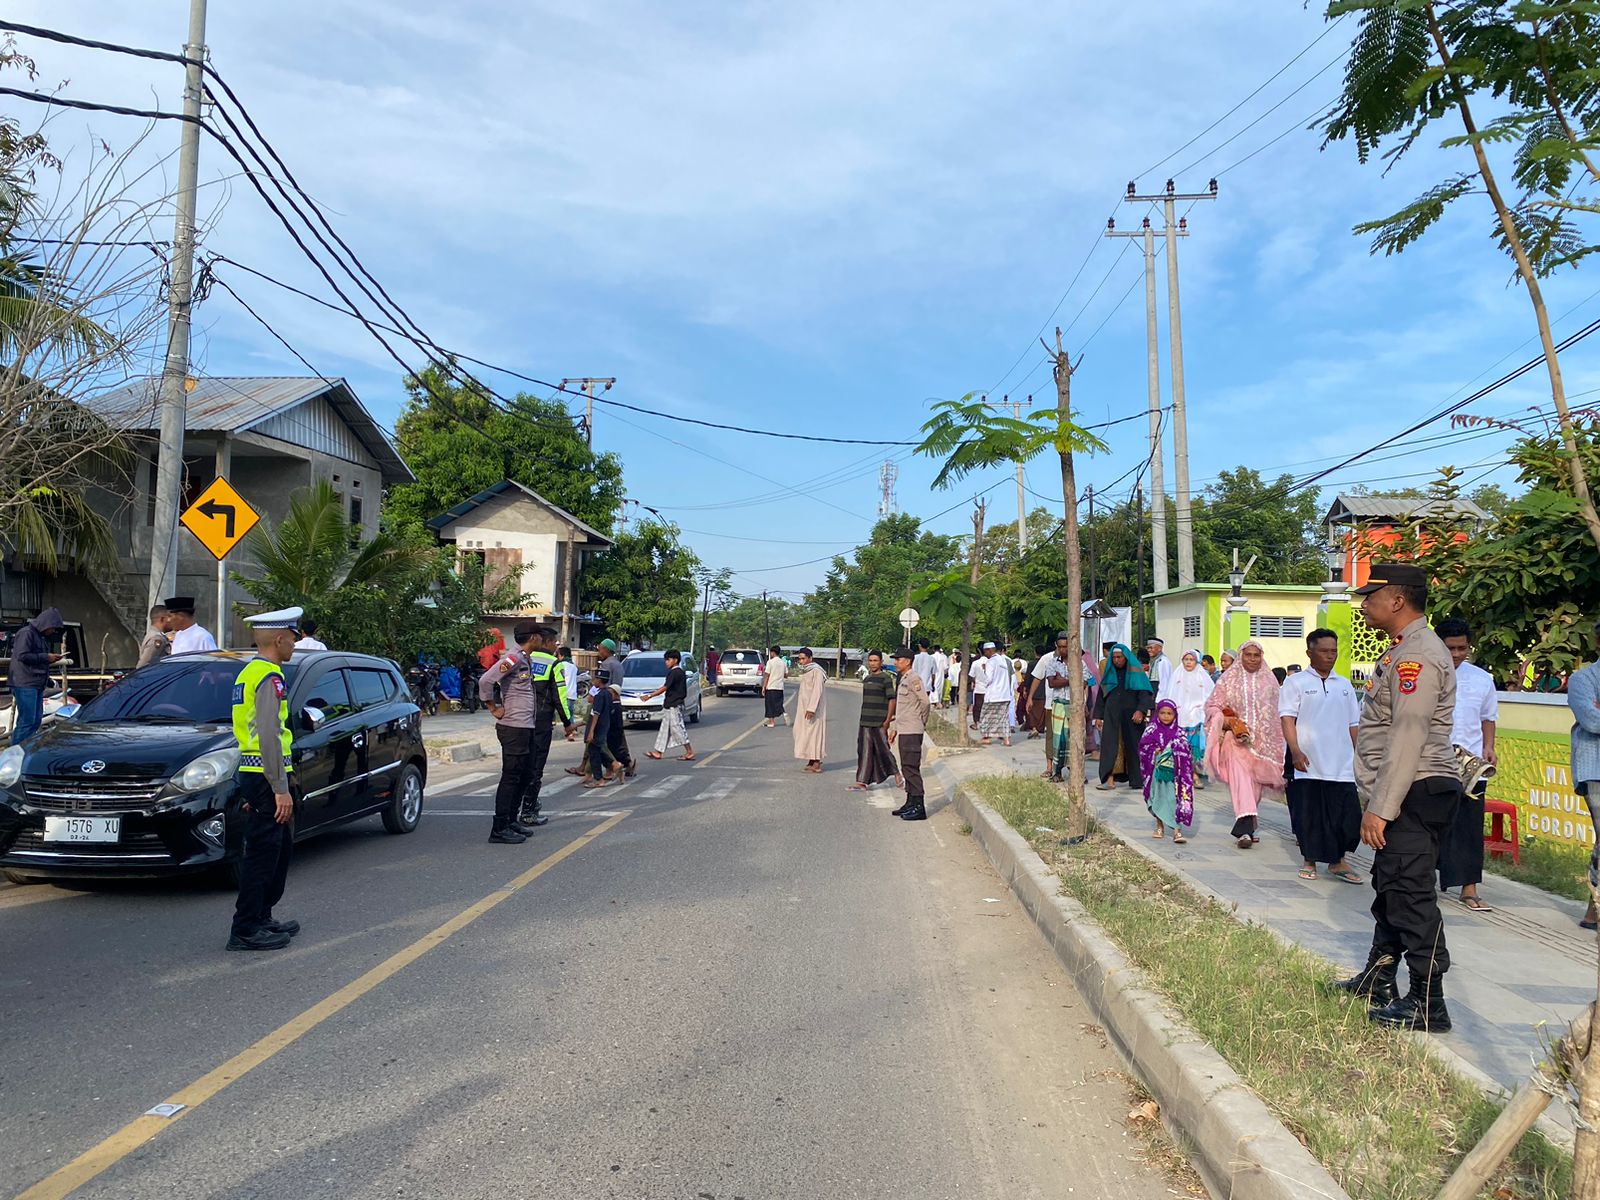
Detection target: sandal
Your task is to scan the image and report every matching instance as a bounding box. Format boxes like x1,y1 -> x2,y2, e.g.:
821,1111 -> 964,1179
1460,894 -> 1493,912
1298,867 -> 1318,880
1327,866 -> 1364,886
1152,828 -> 1166,840
564,766 -> 587,777
1173,834 -> 1187,845
847,784 -> 869,792
681,752 -> 695,761
581,779 -> 609,790
1237,836 -> 1253,849
645,751 -> 663,760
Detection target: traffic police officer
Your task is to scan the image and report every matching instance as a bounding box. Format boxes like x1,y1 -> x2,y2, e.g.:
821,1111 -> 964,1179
1333,564 -> 1461,1031
479,622 -> 573,844
518,627 -> 575,827
227,606 -> 302,952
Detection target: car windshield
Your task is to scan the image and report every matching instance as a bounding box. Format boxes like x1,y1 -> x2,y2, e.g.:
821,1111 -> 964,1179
724,650 -> 761,665
76,659 -> 301,724
622,656 -> 668,679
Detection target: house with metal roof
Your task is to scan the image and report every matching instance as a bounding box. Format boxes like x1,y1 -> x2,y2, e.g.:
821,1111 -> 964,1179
4,376 -> 413,662
1323,491 -> 1491,591
427,480 -> 613,649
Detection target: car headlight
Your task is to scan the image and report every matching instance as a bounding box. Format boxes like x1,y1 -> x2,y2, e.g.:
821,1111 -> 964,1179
171,748 -> 241,795
0,744 -> 24,789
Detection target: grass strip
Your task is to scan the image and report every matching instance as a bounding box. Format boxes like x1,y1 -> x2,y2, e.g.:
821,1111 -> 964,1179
1483,837 -> 1590,903
969,774 -> 1573,1200
923,710 -> 969,749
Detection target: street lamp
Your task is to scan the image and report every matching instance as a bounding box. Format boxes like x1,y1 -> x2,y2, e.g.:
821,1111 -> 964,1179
1323,544 -> 1345,583
1228,565 -> 1245,599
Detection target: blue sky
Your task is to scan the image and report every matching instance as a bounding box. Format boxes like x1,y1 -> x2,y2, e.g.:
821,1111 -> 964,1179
12,1 -> 1599,601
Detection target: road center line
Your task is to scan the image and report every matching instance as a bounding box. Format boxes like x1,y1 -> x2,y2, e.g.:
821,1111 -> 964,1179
693,716 -> 770,769
13,811 -> 629,1200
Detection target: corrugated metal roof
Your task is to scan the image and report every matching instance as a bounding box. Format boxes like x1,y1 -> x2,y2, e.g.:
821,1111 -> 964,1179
85,376 -> 413,485
426,479 -> 612,545
1324,492 -> 1490,524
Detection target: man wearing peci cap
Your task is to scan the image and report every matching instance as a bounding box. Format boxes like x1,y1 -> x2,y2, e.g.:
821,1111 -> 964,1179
226,606 -> 303,952
1332,563 -> 1461,1032
164,596 -> 218,656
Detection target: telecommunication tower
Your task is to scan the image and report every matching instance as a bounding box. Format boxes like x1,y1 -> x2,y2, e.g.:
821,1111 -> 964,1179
877,459 -> 899,518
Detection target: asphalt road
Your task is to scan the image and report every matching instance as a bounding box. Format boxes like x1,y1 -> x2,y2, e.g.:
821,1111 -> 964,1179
1,686 -> 1183,1199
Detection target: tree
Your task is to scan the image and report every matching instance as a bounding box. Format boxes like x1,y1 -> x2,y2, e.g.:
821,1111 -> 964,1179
1321,0 -> 1600,556
704,595 -> 809,649
579,519 -> 700,645
1192,469 -> 1325,586
235,481 -> 528,664
916,348 -> 1108,836
0,41 -> 171,572
384,363 -> 625,536
800,514 -> 964,650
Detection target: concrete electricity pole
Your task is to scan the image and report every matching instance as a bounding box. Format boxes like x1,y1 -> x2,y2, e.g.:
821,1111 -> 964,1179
148,0 -> 209,612
982,393 -> 1032,552
1106,215 -> 1187,594
561,377 -> 616,447
1125,178 -> 1217,587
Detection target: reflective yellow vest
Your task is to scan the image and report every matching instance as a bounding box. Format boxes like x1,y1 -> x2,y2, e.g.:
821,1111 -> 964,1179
232,658 -> 293,774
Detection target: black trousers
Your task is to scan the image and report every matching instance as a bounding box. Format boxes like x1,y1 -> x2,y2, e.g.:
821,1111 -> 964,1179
1098,690 -> 1146,787
494,725 -> 536,830
764,688 -> 786,719
898,734 -> 924,801
231,774 -> 293,938
1370,776 -> 1462,979
609,717 -> 632,768
1437,780 -> 1487,890
518,721 -> 556,816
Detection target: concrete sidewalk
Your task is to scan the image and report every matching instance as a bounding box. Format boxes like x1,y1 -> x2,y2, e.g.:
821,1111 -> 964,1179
936,733 -> 1597,1106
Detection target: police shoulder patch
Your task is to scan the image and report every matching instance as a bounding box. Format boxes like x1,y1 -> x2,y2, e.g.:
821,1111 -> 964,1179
272,676 -> 285,699
1394,660 -> 1423,695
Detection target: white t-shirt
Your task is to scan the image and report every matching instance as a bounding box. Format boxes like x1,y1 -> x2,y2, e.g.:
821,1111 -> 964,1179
763,656 -> 787,690
170,623 -> 218,655
561,660 -> 578,701
1451,660 -> 1498,756
1031,652 -> 1074,704
294,636 -> 328,652
981,654 -> 1014,705
1278,668 -> 1361,783
912,651 -> 938,696
948,658 -> 964,687
969,655 -> 987,694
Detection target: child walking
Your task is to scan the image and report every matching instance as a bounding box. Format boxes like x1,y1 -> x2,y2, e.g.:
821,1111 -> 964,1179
1139,699 -> 1195,844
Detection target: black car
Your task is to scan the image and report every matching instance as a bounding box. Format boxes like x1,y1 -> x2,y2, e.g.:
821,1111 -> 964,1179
0,650 -> 427,883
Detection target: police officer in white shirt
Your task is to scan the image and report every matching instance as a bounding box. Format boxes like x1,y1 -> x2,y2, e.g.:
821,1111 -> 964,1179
1436,617 -> 1498,912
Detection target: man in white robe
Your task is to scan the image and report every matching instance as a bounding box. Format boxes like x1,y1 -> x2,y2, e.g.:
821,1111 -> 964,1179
792,648 -> 827,770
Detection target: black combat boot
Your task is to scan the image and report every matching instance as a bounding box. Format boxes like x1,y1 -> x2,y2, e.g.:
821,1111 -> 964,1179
488,823 -> 527,844
898,802 -> 928,821
1329,950 -> 1399,1008
890,800 -> 911,817
1371,973 -> 1452,1032
518,802 -> 549,828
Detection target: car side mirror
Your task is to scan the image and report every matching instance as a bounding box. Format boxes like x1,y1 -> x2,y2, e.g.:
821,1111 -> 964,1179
302,705 -> 326,733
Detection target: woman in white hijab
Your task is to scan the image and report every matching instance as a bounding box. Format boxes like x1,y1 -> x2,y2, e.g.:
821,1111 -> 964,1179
1158,648 -> 1215,789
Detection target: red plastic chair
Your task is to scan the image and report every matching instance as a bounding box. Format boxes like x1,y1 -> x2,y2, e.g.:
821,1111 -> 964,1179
1483,799 -> 1520,864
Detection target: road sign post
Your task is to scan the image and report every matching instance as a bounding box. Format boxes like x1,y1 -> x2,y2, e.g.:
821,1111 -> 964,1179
180,477 -> 260,561
898,606 -> 919,645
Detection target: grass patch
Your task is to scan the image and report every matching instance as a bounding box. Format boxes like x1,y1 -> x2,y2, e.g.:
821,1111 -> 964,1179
923,710 -> 969,749
968,774 -> 1572,1200
1484,837 -> 1591,903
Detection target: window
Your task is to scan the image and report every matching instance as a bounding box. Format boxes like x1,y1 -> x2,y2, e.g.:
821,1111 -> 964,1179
349,496 -> 364,528
349,668 -> 397,709
1249,616 -> 1305,639
1183,616 -> 1201,639
304,669 -> 355,721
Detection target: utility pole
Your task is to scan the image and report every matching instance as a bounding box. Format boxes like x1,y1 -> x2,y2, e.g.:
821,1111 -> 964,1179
561,377 -> 616,447
1135,487 -> 1146,646
148,0 -> 209,612
1124,178 -> 1217,587
1107,214 -> 1188,593
957,499 -> 986,746
762,590 -> 770,649
981,393 -> 1032,552
1086,484 -> 1097,600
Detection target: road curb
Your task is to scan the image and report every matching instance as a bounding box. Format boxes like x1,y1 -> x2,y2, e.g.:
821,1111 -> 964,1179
427,741 -> 486,764
940,769 -> 1351,1200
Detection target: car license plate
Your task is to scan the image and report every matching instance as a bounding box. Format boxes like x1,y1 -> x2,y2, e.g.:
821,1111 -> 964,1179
42,815 -> 120,843
625,711 -> 651,723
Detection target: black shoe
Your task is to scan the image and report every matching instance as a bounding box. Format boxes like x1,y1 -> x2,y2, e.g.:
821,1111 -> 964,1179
1329,950 -> 1400,1009
226,928 -> 292,951
263,918 -> 300,938
488,826 -> 528,844
1370,973 -> 1452,1032
510,822 -> 539,837
518,808 -> 550,827
890,802 -> 911,817
899,803 -> 928,821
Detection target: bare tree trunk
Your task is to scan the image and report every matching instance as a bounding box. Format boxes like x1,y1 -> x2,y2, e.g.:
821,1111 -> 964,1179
958,502 -> 986,746
1426,1 -> 1600,557
1055,329 -> 1088,841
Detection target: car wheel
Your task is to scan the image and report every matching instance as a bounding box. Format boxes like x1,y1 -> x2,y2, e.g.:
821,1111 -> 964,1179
382,763 -> 425,834
716,688 -> 726,698
2,868 -> 39,886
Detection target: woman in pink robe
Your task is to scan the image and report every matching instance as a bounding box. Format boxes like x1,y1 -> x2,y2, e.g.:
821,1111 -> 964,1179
1204,640 -> 1285,848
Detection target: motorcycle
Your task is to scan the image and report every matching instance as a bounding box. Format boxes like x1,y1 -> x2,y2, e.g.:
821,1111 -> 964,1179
458,660 -> 485,714
406,662 -> 441,717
